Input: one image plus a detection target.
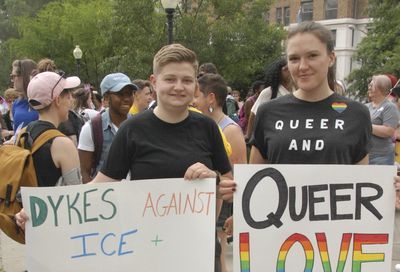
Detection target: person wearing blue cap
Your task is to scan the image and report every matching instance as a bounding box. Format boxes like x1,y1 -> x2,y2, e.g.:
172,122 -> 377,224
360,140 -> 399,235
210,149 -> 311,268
78,73 -> 137,183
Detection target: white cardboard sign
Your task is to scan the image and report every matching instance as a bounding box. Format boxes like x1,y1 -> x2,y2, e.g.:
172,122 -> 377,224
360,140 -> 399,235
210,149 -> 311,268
233,165 -> 396,272
22,178 -> 216,272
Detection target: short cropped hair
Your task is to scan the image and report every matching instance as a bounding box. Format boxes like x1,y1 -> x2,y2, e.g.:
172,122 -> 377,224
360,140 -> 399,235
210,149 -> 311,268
198,73 -> 228,107
373,75 -> 392,95
153,43 -> 198,76
132,79 -> 151,92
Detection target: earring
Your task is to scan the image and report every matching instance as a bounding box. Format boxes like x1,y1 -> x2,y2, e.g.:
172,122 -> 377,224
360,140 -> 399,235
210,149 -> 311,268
208,105 -> 213,113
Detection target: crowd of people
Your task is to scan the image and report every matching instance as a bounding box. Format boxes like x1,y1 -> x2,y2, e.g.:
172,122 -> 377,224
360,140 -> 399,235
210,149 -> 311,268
0,21 -> 399,271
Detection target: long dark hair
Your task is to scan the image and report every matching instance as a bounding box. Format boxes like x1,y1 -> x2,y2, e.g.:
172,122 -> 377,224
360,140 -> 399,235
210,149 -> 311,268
287,21 -> 336,91
12,59 -> 37,95
264,57 -> 288,99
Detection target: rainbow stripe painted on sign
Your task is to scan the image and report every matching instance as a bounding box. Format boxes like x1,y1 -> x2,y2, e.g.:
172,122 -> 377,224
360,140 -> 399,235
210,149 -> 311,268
276,233 -> 314,272
239,233 -> 250,272
331,102 -> 348,113
352,233 -> 388,271
315,233 -> 352,272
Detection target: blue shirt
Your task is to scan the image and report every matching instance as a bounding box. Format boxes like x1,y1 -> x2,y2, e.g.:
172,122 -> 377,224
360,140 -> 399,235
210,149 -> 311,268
96,109 -> 118,173
96,109 -> 132,173
12,99 -> 39,132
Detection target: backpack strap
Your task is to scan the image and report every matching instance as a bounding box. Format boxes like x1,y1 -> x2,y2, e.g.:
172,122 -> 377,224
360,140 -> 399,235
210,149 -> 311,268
91,113 -> 103,173
31,129 -> 65,154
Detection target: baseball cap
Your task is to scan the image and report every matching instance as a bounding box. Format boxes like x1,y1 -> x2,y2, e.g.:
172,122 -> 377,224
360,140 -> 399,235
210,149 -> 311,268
27,72 -> 81,110
386,74 -> 398,88
100,73 -> 138,96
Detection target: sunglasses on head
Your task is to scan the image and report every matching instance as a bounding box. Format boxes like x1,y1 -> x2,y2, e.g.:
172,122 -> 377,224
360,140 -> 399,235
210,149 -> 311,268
51,71 -> 66,99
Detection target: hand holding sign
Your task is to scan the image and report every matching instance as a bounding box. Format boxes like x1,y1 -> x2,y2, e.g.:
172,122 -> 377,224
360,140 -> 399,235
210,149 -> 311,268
184,162 -> 217,180
218,179 -> 236,202
15,208 -> 28,230
22,179 -> 216,272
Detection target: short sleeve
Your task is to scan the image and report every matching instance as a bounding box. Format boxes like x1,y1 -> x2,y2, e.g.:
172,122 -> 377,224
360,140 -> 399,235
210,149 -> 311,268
251,105 -> 268,159
382,102 -> 399,128
77,122 -> 95,152
353,103 -> 372,163
251,87 -> 272,115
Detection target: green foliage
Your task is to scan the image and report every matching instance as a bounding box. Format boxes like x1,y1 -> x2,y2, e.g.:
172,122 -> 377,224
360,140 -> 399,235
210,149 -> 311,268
0,0 -> 53,94
4,0 -> 114,87
347,0 -> 400,97
175,0 -> 284,90
0,0 -> 284,95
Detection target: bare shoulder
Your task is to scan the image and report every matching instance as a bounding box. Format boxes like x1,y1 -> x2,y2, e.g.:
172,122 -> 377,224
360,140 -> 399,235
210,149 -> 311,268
224,124 -> 244,137
51,136 -> 77,152
51,136 -> 79,169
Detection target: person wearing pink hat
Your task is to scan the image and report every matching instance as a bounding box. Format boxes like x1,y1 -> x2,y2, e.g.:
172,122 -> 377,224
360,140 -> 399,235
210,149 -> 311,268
25,71 -> 83,184
15,71 -> 83,230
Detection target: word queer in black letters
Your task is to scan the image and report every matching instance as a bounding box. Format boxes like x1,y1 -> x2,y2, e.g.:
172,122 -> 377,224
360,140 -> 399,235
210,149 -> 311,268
242,168 -> 383,229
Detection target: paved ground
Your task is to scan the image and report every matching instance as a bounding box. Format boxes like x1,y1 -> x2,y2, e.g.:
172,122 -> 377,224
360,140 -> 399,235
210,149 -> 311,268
0,232 -> 26,272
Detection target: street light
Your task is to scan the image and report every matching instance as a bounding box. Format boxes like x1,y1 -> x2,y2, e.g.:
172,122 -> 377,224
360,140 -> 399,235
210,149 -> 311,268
161,0 -> 179,44
73,45 -> 83,77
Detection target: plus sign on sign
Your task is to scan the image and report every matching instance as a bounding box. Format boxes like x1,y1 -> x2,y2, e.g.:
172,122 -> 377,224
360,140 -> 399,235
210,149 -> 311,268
22,178 -> 216,272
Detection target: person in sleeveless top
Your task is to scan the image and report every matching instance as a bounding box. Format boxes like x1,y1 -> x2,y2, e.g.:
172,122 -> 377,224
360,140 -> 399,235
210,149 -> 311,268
15,71 -> 82,230
194,73 -> 246,272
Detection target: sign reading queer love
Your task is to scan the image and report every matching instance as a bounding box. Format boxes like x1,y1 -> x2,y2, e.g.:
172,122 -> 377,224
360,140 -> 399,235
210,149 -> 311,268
21,178 -> 216,272
233,165 -> 396,272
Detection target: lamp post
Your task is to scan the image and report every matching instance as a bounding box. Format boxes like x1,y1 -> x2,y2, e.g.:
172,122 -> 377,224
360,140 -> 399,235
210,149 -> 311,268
73,45 -> 83,77
161,0 -> 179,44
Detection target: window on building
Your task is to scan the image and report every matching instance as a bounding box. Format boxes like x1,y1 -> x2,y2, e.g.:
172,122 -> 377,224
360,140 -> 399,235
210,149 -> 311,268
325,0 -> 338,19
330,29 -> 337,47
276,7 -> 282,24
301,1 -> 313,21
284,7 -> 290,26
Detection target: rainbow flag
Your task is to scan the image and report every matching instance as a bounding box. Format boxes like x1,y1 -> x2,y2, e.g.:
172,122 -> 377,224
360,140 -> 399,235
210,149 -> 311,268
239,233 -> 250,272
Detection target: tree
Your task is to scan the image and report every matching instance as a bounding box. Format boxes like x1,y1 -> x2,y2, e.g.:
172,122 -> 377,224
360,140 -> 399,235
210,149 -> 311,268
3,0 -> 114,88
0,0 -> 55,93
1,0 -> 284,95
347,0 -> 400,98
112,0 -> 285,91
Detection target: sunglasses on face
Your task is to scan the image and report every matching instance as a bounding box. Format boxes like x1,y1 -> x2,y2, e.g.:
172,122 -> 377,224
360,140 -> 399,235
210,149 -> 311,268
10,60 -> 22,83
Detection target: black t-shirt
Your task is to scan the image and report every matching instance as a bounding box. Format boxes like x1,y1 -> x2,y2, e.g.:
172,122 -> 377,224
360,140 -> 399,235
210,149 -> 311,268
101,109 -> 231,180
252,93 -> 372,164
27,120 -> 62,187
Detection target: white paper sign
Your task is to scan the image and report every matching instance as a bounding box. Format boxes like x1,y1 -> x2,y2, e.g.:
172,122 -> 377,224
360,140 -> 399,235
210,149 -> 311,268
233,165 -> 396,272
21,178 -> 216,272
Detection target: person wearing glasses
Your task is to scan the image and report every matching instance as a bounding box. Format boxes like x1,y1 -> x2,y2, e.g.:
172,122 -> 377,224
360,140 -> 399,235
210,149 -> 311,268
366,74 -> 400,165
10,59 -> 38,132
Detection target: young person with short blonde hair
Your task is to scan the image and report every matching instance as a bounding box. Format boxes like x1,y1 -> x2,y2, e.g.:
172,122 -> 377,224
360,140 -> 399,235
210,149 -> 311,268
92,44 -> 232,272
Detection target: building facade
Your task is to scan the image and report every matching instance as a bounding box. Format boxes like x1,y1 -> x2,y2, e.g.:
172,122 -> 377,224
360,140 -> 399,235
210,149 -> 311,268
268,0 -> 370,83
